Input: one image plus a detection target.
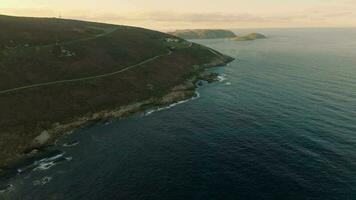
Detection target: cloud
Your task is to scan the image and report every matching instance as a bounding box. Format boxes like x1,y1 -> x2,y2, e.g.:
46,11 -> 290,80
322,11 -> 354,18
72,9 -> 356,25
140,12 -> 265,23
1,5 -> 356,29
0,7 -> 57,17
73,11 -> 267,24
71,11 -> 322,25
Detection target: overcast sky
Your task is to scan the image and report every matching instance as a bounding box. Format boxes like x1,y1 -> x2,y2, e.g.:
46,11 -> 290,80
1,0 -> 356,30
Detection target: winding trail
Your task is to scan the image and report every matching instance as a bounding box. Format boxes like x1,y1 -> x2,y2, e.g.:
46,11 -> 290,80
0,50 -> 173,95
0,23 -> 196,95
17,27 -> 119,51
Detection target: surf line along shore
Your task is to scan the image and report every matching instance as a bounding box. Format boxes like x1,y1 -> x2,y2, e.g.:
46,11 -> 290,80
0,53 -> 234,184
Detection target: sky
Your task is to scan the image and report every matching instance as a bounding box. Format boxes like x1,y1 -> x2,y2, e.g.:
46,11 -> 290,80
1,0 -> 356,30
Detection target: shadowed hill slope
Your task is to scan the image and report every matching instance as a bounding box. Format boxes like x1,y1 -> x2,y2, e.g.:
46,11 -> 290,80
0,15 -> 233,170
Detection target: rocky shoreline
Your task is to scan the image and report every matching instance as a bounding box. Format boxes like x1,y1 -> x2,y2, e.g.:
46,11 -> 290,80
0,56 -> 234,181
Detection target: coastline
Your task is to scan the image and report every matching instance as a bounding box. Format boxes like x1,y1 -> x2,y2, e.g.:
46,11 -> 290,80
0,55 -> 234,181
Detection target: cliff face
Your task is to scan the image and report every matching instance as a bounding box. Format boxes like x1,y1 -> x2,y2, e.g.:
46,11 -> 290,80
168,29 -> 236,39
0,15 -> 234,170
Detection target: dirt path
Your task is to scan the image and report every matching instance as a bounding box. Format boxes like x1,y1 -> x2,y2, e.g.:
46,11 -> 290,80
0,50 -> 173,95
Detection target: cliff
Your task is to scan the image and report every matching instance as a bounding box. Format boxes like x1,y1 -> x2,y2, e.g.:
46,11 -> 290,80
0,15 -> 234,171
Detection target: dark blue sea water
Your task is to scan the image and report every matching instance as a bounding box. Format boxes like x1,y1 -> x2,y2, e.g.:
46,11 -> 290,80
1,28 -> 356,200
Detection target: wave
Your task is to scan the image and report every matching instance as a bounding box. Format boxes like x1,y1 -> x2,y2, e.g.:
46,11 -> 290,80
217,74 -> 227,82
145,91 -> 200,116
63,141 -> 80,148
33,152 -> 65,171
33,176 -> 53,186
17,151 -> 71,174
0,184 -> 14,194
65,156 -> 73,162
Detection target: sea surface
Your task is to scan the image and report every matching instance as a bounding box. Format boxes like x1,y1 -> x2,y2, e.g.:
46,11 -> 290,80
1,28 -> 356,200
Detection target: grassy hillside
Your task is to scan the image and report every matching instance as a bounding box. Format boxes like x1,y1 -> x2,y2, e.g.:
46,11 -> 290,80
168,29 -> 236,39
0,15 -> 233,170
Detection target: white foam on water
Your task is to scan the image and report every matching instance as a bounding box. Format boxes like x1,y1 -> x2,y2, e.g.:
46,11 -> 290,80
32,180 -> 41,186
37,152 -> 64,163
33,176 -> 52,186
65,157 -> 73,161
145,91 -> 200,116
33,152 -> 65,171
63,141 -> 80,148
0,184 -> 14,194
225,82 -> 232,86
17,153 -> 64,173
217,74 -> 227,82
34,161 -> 56,171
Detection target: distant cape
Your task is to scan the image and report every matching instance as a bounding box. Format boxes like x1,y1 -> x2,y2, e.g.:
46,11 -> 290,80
168,29 -> 236,39
233,33 -> 267,41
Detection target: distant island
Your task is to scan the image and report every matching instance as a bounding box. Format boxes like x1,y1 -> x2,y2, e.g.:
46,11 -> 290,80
168,29 -> 237,39
233,33 -> 267,41
0,15 -> 234,174
168,30 -> 267,41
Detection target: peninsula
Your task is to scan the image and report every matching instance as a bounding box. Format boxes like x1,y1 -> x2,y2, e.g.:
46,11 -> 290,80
233,33 -> 267,41
0,15 -> 233,173
168,29 -> 237,39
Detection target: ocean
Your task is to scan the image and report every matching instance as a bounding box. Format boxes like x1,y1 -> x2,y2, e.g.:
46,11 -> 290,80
1,28 -> 356,200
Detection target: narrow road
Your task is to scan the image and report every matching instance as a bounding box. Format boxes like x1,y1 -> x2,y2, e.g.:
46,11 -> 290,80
38,27 -> 119,49
0,50 -> 173,95
0,39 -> 194,95
15,27 -> 119,51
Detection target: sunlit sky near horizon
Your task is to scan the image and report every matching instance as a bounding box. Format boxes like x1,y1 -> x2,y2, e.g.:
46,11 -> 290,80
1,0 -> 356,30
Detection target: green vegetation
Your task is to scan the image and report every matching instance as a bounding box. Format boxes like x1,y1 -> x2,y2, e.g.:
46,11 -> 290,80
0,15 -> 233,170
233,33 -> 267,41
168,29 -> 236,39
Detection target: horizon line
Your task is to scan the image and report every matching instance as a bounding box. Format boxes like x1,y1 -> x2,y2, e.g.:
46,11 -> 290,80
2,13 -> 356,32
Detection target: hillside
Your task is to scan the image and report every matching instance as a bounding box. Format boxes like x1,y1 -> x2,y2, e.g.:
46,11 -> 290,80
233,33 -> 266,41
0,15 -> 233,172
168,29 -> 236,39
